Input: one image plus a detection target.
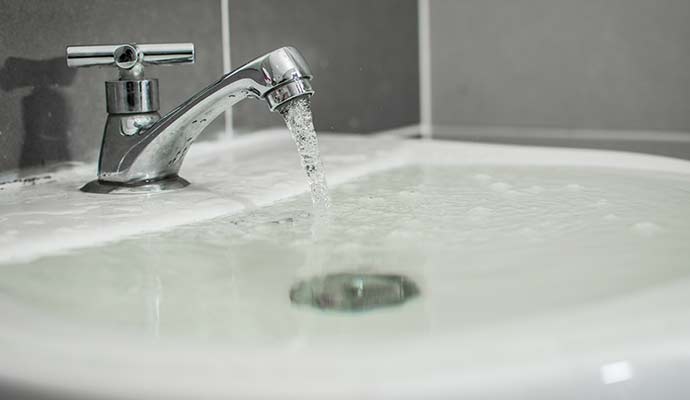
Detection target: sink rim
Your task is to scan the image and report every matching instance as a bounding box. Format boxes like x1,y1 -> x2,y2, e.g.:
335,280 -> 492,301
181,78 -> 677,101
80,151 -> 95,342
1,130 -> 690,398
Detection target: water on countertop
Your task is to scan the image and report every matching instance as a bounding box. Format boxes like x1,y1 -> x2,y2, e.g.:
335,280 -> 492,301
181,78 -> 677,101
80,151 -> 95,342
0,165 -> 689,344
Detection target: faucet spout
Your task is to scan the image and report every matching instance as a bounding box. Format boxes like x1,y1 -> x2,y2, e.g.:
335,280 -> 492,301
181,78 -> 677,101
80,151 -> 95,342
88,46 -> 313,192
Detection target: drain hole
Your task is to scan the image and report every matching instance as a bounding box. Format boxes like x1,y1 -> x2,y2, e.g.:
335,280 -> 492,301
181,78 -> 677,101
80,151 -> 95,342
289,272 -> 419,312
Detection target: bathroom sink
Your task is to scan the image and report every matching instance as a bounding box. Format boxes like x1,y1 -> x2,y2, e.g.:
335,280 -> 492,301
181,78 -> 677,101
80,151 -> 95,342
1,130 -> 689,399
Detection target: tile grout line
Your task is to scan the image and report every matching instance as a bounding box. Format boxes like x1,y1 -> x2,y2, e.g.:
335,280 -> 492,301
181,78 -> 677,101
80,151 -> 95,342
220,0 -> 233,137
418,0 -> 432,139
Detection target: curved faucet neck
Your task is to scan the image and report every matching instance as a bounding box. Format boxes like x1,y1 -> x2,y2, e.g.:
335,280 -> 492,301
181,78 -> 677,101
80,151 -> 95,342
91,47 -> 313,191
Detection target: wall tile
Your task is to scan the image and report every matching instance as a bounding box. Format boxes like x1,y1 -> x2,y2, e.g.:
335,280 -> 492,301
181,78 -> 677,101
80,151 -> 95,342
227,0 -> 420,134
0,0 -> 224,174
429,0 -> 690,133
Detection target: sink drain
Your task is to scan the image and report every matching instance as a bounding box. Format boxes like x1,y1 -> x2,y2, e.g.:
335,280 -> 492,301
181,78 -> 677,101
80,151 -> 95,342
289,272 -> 419,312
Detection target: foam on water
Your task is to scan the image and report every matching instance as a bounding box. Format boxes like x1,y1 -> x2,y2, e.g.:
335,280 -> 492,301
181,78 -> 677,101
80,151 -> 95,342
281,97 -> 331,212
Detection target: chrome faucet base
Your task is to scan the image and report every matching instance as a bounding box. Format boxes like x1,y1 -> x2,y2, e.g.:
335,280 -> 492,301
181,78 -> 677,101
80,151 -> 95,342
80,175 -> 189,194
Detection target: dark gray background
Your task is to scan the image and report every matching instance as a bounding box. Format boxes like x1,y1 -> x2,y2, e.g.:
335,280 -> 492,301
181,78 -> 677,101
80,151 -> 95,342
0,0 -> 420,174
2,0 -> 690,174
228,0 -> 420,134
429,0 -> 690,132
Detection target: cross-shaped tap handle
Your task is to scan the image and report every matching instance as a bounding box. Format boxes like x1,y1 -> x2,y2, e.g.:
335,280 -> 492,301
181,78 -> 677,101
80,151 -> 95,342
66,43 -> 194,79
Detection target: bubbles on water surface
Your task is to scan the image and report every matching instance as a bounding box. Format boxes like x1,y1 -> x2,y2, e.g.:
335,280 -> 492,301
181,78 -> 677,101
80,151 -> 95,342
631,222 -> 663,237
472,173 -> 493,183
592,198 -> 609,208
489,182 -> 512,192
1,165 -> 690,335
398,190 -> 416,198
526,185 -> 544,194
467,206 -> 494,222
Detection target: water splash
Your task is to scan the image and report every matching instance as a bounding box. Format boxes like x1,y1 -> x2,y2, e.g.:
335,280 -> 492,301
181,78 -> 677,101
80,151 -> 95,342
281,97 -> 331,212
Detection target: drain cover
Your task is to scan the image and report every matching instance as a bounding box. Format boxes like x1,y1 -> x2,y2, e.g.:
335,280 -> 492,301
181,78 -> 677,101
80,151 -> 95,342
289,272 -> 419,312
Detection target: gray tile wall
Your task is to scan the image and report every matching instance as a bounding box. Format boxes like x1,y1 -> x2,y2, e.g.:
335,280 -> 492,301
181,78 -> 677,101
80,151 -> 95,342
0,0 -> 223,174
227,0 -> 420,134
0,0 -> 421,175
429,0 -> 690,133
10,1 -> 687,173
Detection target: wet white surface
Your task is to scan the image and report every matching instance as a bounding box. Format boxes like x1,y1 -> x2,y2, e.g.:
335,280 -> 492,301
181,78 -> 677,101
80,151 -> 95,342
1,130 -> 690,399
0,131 -> 405,264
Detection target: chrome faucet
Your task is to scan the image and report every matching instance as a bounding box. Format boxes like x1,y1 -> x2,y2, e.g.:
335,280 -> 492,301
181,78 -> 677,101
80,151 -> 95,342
66,43 -> 314,194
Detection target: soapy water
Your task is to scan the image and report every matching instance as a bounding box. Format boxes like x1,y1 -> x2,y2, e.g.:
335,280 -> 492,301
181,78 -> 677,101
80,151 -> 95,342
281,97 -> 331,212
0,165 -> 689,340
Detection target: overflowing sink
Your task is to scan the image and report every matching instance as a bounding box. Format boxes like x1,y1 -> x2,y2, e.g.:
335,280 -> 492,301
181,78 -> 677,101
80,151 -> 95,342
1,130 -> 690,399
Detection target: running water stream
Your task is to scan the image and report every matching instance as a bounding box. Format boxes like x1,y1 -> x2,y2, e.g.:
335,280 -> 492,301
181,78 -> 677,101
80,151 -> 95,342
281,97 -> 331,212
280,97 -> 419,311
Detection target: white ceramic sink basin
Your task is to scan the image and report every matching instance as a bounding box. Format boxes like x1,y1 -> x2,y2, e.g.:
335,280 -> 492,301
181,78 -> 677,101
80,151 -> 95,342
1,130 -> 689,399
